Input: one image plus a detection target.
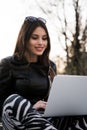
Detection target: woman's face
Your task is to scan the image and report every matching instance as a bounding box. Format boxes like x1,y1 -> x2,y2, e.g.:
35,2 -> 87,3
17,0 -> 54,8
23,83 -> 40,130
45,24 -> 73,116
26,26 -> 48,61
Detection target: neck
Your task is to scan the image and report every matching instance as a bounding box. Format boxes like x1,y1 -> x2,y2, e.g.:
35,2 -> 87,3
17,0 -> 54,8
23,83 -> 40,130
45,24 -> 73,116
24,52 -> 38,63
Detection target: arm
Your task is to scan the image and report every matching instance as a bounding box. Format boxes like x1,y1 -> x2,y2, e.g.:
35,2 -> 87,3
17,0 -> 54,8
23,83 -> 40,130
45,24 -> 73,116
0,57 -> 13,116
33,61 -> 57,111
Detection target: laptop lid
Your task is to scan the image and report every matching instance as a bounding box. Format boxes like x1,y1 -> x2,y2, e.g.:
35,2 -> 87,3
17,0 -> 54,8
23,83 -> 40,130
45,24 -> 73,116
44,75 -> 87,117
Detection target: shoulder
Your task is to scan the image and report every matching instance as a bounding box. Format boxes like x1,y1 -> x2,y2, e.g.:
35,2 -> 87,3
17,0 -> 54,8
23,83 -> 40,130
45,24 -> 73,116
0,55 -> 26,65
50,60 -> 57,73
0,56 -> 13,75
0,56 -> 13,66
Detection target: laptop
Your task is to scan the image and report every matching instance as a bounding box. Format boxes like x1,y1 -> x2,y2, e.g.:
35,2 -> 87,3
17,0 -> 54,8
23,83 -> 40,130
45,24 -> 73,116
44,75 -> 87,117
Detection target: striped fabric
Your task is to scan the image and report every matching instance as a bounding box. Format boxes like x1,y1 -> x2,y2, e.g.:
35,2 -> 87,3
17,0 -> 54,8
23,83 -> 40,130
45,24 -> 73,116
2,94 -> 87,130
2,94 -> 57,130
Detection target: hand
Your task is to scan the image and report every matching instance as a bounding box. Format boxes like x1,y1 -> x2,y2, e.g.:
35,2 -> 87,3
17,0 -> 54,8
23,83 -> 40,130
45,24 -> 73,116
33,100 -> 47,110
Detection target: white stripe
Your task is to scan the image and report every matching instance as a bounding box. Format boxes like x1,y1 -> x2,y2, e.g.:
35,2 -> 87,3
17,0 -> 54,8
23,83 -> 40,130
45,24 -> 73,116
83,118 -> 87,128
44,125 -> 57,130
23,101 -> 30,117
3,95 -> 20,113
75,121 -> 84,130
16,99 -> 27,120
28,127 -> 41,130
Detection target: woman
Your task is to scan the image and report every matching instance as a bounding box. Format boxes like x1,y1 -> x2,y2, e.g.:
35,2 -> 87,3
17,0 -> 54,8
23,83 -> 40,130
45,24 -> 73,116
0,16 -> 57,130
0,16 -> 87,130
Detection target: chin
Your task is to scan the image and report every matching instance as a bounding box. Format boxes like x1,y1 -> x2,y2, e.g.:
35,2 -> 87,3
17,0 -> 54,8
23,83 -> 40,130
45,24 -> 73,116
37,53 -> 43,56
36,52 -> 44,56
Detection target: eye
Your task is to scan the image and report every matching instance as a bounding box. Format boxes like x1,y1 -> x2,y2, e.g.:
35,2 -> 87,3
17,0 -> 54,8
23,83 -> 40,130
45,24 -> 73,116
31,35 -> 38,40
42,36 -> 47,40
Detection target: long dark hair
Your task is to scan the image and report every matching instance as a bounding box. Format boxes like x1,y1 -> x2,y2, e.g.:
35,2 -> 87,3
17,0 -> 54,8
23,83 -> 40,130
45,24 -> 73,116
14,16 -> 50,66
14,16 -> 56,81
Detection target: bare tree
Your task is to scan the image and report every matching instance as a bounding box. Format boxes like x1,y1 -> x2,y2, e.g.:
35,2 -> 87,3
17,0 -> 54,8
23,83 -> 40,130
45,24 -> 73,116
36,0 -> 87,75
65,0 -> 87,75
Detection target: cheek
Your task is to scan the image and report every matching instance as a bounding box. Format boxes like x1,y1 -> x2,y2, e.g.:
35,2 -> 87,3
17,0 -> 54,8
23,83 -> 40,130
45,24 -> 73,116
27,40 -> 35,49
45,41 -> 48,48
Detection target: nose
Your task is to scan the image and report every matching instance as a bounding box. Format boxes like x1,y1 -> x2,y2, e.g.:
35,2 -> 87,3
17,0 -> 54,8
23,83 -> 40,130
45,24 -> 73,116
38,38 -> 43,44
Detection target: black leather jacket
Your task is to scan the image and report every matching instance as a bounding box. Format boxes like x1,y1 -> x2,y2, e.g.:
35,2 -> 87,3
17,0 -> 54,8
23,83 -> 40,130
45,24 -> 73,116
0,56 -> 56,116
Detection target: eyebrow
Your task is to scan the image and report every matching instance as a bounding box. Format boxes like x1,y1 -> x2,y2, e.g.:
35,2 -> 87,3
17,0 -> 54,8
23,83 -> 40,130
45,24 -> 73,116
31,34 -> 47,37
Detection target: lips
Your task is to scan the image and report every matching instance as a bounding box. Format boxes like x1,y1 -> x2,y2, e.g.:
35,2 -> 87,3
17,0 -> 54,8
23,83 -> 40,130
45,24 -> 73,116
35,47 -> 44,51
